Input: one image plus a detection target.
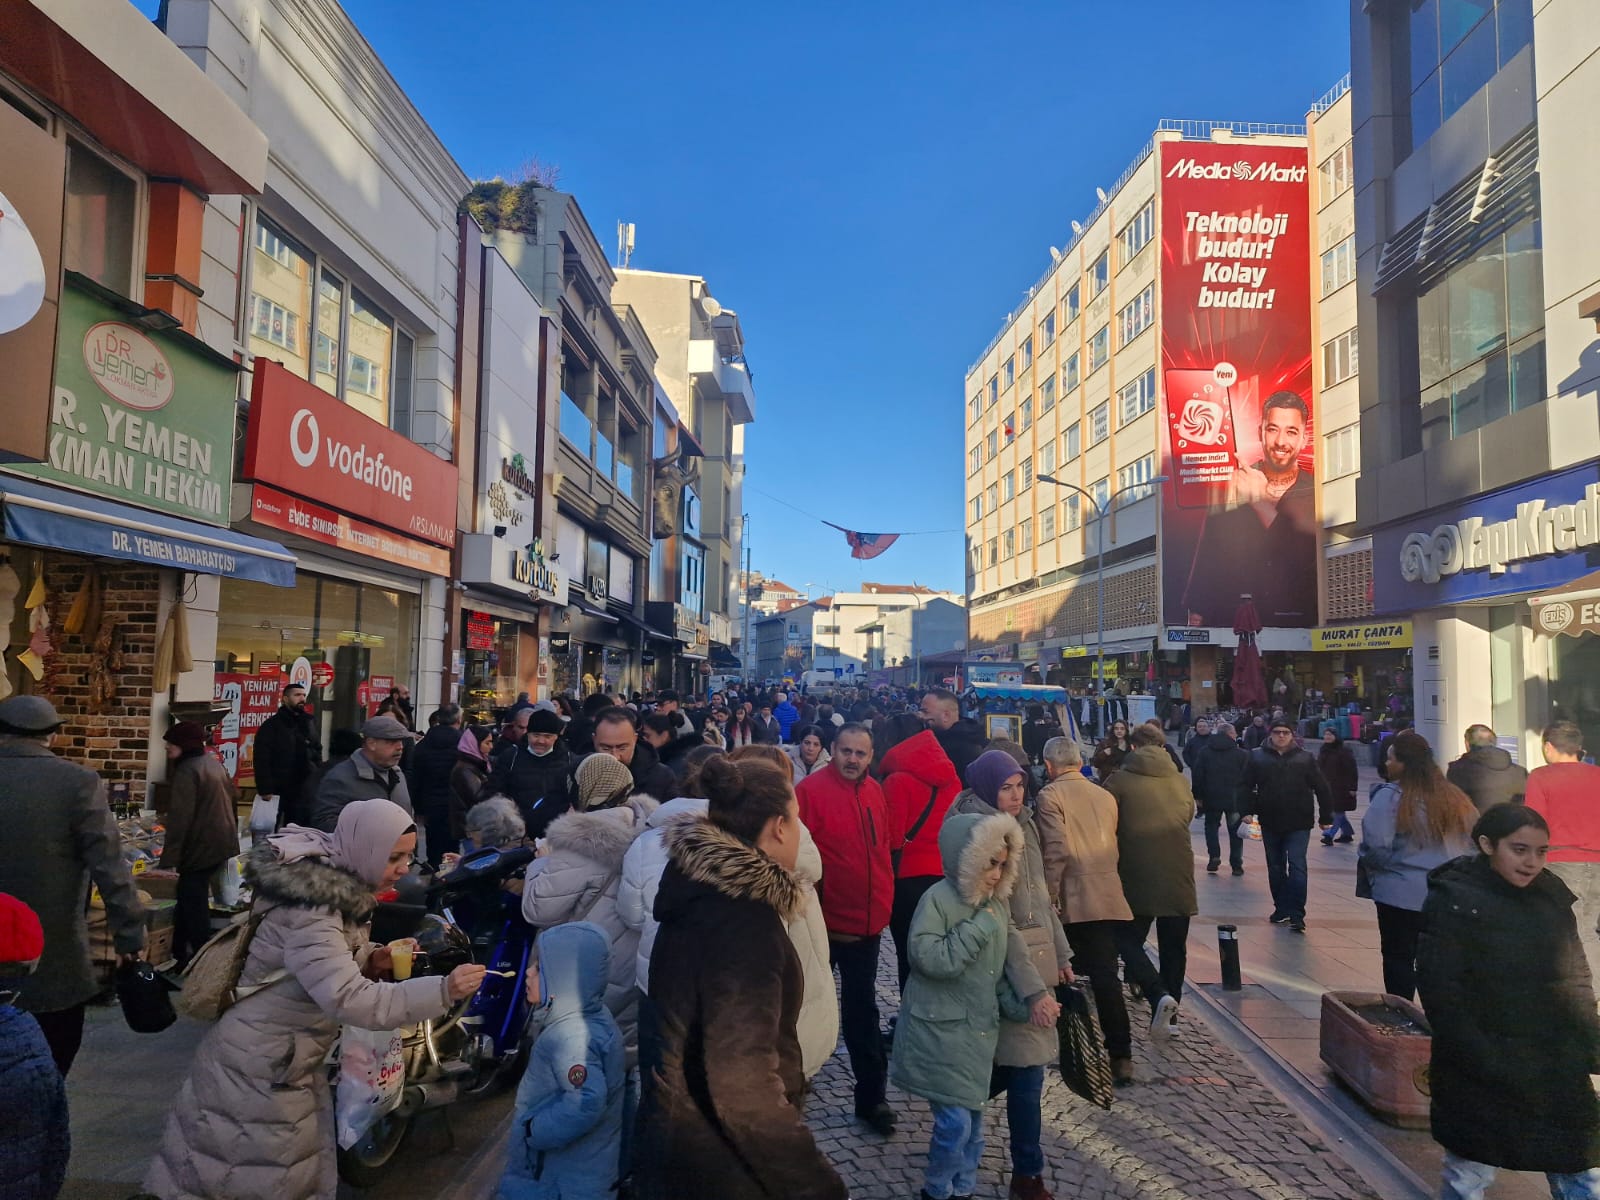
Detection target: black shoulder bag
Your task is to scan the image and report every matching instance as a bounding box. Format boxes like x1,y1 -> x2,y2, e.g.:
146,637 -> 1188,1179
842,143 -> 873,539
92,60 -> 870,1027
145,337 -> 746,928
891,785 -> 942,874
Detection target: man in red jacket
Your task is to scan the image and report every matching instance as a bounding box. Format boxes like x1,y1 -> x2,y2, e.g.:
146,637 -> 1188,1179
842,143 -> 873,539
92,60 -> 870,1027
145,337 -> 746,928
796,723 -> 897,1136
1526,719 -> 1600,981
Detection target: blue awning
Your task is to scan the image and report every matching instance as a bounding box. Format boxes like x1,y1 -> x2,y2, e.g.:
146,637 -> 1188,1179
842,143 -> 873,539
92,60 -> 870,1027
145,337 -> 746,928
0,475 -> 296,586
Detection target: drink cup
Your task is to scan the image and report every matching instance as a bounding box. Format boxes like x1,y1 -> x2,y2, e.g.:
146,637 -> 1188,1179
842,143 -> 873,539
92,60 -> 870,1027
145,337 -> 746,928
388,939 -> 414,980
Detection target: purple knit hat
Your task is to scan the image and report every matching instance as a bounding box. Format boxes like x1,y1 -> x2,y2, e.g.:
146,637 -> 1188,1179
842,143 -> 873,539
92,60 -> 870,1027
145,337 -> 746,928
965,748 -> 1027,808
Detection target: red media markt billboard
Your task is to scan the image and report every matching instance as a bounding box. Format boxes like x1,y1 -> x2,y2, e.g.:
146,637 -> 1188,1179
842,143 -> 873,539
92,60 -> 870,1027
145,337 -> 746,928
1159,141 -> 1316,629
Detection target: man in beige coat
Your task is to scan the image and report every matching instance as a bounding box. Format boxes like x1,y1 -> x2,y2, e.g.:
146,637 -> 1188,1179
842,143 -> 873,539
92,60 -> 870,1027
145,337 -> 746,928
1034,736 -> 1135,1083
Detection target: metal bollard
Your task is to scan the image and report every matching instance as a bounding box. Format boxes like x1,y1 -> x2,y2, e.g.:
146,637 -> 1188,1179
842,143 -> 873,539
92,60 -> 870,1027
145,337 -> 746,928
1218,924 -> 1242,991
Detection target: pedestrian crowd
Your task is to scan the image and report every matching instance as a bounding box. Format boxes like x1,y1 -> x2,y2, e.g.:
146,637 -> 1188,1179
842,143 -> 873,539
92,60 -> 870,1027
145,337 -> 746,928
2,677 -> 1600,1200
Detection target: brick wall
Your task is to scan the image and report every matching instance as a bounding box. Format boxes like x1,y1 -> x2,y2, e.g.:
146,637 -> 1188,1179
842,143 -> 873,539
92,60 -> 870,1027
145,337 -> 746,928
1324,549 -> 1374,621
39,555 -> 161,784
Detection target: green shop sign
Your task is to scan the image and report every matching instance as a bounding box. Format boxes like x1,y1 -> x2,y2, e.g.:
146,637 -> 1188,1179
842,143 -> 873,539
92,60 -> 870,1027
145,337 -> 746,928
12,282 -> 238,524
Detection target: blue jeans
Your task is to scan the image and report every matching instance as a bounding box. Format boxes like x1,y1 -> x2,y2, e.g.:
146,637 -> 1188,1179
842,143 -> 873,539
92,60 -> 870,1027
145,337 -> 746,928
1324,813 -> 1354,841
990,1063 -> 1045,1175
924,1104 -> 985,1198
1260,828 -> 1310,921
1204,811 -> 1244,869
1441,1150 -> 1600,1199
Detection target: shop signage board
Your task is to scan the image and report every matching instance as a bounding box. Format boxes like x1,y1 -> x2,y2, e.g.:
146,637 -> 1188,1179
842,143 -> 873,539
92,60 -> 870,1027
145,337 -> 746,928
11,285 -> 238,523
1529,569 -> 1600,638
459,532 -> 567,605
1158,142 -> 1317,630
213,672 -> 282,783
244,360 -> 457,548
1166,627 -> 1211,644
250,483 -> 451,576
1373,463 -> 1600,614
465,610 -> 495,651
1309,621 -> 1413,651
310,661 -> 335,687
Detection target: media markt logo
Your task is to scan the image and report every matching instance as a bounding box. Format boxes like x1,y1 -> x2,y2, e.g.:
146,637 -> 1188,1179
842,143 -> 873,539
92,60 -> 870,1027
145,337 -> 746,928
1165,157 -> 1308,184
83,321 -> 173,411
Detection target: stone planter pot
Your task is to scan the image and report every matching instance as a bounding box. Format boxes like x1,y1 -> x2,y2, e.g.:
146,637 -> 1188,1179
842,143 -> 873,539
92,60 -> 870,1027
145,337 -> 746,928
1319,990 -> 1432,1128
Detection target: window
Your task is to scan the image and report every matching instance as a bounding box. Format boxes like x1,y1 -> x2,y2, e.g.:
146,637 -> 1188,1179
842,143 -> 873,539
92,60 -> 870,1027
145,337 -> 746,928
988,377 -> 999,407
1118,201 -> 1155,266
969,445 -> 983,474
1118,368 -> 1157,425
1021,336 -> 1033,369
970,395 -> 982,424
1088,403 -> 1110,446
1002,471 -> 1015,502
1406,0 -> 1528,154
1090,251 -> 1110,297
1116,285 -> 1154,347
1323,328 -> 1360,386
1021,457 -> 1033,491
1040,506 -> 1056,541
1020,518 -> 1033,552
560,390 -> 593,451
1064,494 -> 1082,530
1063,283 -> 1080,323
1003,413 -> 1016,443
1089,325 -> 1110,371
1324,425 -> 1361,480
1020,398 -> 1033,431
1003,356 -> 1016,388
1321,236 -> 1355,296
1002,529 -> 1015,560
1039,375 -> 1056,413
987,537 -> 998,567
1041,311 -> 1056,347
1064,422 -> 1081,460
1319,142 -> 1354,206
986,430 -> 998,461
65,141 -> 139,294
1040,441 -> 1056,475
1091,477 -> 1110,510
1116,454 -> 1156,505
972,495 -> 984,522
1064,353 -> 1081,392
248,220 -> 312,375
987,484 -> 998,513
345,289 -> 393,426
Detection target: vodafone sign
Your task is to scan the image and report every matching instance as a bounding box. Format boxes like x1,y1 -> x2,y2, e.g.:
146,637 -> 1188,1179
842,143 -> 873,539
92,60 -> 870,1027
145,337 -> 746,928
245,360 -> 456,547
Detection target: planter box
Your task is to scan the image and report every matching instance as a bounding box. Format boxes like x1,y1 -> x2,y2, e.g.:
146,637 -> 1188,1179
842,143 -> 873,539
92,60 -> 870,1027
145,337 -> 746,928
1319,990 -> 1432,1129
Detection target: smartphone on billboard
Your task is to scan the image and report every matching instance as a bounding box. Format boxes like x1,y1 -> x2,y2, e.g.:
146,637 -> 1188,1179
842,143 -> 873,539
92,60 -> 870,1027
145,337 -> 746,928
1164,368 -> 1237,508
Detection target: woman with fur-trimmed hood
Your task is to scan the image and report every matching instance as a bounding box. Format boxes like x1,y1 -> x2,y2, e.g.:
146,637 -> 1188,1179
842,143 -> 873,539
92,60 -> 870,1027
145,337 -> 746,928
521,753 -> 659,1066
144,800 -> 485,1200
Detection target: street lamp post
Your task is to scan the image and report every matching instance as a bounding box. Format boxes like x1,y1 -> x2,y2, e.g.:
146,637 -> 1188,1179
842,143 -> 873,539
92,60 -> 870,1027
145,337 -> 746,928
1036,473 -> 1168,738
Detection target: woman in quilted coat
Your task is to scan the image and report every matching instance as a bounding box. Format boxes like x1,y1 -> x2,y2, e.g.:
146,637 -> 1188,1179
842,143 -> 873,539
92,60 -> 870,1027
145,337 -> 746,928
143,800 -> 485,1200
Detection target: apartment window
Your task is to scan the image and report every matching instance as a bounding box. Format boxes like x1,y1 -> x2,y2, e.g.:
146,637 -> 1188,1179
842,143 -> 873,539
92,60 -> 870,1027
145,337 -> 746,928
1039,375 -> 1056,413
988,376 -> 999,407
1321,236 -> 1355,296
1002,529 -> 1015,560
987,537 -> 998,567
987,484 -> 999,512
1021,457 -> 1033,491
1323,328 -> 1360,386
1118,367 -> 1157,425
64,141 -> 139,294
1040,441 -> 1056,475
1003,412 -> 1016,443
1020,398 -> 1033,431
1064,494 -> 1082,531
1003,356 -> 1016,388
1041,311 -> 1056,347
969,445 -> 983,474
1021,336 -> 1033,369
1088,403 -> 1110,446
986,430 -> 998,461
1118,201 -> 1155,266
1064,353 -> 1081,392
1091,477 -> 1110,510
1090,250 -> 1110,297
1116,285 -> 1154,347
1407,0 -> 1532,154
1020,518 -> 1033,552
969,395 -> 982,424
1116,454 -> 1156,505
972,495 -> 985,522
1064,422 -> 1081,460
1040,506 -> 1056,541
1324,424 -> 1361,480
1063,283 -> 1080,324
560,390 -> 592,451
1319,142 -> 1354,207
1089,325 -> 1110,372
1002,471 -> 1015,502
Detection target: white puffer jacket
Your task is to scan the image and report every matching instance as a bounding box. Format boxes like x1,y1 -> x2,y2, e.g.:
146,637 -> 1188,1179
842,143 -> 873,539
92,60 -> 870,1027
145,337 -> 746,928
619,802 -> 839,1078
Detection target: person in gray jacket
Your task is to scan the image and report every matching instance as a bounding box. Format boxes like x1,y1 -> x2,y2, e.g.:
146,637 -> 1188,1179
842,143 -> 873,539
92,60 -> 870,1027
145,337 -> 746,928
0,696 -> 145,1075
311,715 -> 414,833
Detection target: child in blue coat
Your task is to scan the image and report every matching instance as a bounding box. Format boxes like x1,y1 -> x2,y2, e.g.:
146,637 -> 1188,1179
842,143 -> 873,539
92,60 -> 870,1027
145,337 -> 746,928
498,921 -> 626,1200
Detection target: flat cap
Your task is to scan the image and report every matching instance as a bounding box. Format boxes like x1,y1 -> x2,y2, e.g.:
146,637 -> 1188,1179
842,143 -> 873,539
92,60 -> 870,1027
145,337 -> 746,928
0,695 -> 64,735
360,714 -> 413,740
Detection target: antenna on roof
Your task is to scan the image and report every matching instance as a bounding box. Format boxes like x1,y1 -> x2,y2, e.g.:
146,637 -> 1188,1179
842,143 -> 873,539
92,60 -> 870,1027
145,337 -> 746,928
615,221 -> 636,269
1070,221 -> 1083,236
1048,246 -> 1062,262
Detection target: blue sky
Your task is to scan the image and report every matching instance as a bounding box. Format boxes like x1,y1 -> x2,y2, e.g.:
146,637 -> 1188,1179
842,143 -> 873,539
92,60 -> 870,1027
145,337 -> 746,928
141,0 -> 1349,595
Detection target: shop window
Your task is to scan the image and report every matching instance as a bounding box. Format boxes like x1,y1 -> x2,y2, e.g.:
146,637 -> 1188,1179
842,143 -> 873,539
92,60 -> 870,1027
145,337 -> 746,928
462,616 -> 521,723
64,140 -> 139,295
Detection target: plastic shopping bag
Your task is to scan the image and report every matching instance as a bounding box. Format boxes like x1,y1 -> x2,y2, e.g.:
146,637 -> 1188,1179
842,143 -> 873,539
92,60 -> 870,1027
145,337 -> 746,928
335,1026 -> 405,1148
247,794 -> 280,834
215,855 -> 244,908
1245,816 -> 1263,841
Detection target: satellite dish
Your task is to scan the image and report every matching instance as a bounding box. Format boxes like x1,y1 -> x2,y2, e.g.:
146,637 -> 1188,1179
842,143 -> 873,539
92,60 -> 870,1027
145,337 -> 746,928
1096,187 -> 1108,204
1049,246 -> 1062,262
702,295 -> 723,318
1070,220 -> 1084,235
0,188 -> 46,335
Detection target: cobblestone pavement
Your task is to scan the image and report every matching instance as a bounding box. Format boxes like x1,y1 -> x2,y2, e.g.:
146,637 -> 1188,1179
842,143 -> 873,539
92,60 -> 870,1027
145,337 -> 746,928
805,940 -> 1381,1200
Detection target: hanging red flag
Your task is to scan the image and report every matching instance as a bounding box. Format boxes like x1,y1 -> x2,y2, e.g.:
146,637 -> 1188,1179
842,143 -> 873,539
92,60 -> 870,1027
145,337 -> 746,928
825,523 -> 901,560
1004,422 -> 1014,438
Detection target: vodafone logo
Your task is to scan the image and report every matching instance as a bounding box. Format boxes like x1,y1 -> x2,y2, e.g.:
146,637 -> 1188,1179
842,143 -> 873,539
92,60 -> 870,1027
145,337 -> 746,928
290,409 -> 319,467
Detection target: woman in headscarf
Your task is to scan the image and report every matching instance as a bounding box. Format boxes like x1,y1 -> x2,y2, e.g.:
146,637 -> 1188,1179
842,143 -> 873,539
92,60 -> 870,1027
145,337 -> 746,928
144,800 -> 485,1200
448,724 -> 494,853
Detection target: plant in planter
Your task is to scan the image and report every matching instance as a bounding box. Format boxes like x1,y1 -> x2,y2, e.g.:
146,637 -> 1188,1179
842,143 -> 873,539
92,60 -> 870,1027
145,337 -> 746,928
459,159 -> 562,237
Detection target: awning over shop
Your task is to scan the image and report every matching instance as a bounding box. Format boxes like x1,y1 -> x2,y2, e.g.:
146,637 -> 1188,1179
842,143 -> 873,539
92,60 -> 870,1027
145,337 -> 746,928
0,475 -> 295,586
710,645 -> 742,669
1530,570 -> 1600,637
569,600 -> 619,625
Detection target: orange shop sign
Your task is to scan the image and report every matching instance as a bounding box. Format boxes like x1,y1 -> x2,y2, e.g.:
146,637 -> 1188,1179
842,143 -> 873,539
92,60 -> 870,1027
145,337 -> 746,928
250,483 -> 451,575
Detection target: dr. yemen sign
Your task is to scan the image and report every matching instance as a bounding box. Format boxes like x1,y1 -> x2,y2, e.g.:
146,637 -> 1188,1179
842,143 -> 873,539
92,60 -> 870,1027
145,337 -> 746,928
9,285 -> 237,523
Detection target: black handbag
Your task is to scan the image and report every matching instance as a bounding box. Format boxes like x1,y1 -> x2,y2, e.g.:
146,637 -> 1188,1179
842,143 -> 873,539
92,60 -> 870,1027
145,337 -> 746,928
890,785 -> 941,874
116,959 -> 177,1033
1055,981 -> 1113,1109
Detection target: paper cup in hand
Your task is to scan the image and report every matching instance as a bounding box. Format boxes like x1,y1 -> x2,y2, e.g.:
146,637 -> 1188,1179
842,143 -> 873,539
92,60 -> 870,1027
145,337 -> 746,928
388,939 -> 414,980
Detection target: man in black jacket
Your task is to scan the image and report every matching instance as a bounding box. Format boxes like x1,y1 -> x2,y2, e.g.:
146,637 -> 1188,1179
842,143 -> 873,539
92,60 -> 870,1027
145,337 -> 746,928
252,683 -> 322,828
410,704 -> 463,865
485,705 -> 574,839
918,688 -> 987,784
1445,723 -> 1528,812
591,706 -> 679,801
1191,723 -> 1249,876
1240,720 -> 1334,931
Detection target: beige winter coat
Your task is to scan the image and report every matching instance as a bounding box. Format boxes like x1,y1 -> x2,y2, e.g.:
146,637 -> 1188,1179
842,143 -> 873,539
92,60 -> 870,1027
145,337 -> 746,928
144,846 -> 453,1200
789,823 -> 841,1077
1034,772 -> 1134,925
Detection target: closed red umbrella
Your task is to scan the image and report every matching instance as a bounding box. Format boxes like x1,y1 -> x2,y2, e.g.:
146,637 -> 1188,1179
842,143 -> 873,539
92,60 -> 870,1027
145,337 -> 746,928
1231,597 -> 1267,710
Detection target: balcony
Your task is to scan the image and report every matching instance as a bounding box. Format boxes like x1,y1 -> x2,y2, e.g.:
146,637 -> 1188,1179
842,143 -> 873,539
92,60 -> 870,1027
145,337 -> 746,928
688,338 -> 756,424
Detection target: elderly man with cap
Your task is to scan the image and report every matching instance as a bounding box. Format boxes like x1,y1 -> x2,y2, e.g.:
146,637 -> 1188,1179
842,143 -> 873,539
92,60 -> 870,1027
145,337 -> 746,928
1240,718 -> 1335,932
0,893 -> 69,1198
160,723 -> 240,968
310,714 -> 414,833
0,696 -> 146,1075
485,702 -> 575,840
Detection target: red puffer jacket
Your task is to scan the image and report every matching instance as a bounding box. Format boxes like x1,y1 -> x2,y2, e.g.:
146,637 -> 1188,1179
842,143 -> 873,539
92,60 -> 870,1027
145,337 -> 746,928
796,763 -> 894,937
879,730 -> 960,880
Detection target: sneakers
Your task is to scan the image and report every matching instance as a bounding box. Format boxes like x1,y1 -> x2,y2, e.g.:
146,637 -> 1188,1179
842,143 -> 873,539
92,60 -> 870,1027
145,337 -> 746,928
1151,993 -> 1179,1038
1270,913 -> 1292,925
1206,857 -> 1221,873
1231,865 -> 1244,876
1111,1056 -> 1136,1086
1009,1173 -> 1054,1200
856,1101 -> 897,1136
1320,835 -> 1334,846
1289,917 -> 1307,933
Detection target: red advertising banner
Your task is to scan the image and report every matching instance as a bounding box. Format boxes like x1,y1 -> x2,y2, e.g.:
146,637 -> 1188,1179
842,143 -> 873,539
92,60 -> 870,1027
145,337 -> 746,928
250,483 -> 452,576
244,360 -> 457,547
1159,142 -> 1316,628
212,672 -> 282,784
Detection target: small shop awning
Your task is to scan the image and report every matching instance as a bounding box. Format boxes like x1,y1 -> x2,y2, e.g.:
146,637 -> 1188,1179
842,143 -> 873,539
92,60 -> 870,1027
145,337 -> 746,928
710,645 -> 742,669
569,600 -> 619,625
0,475 -> 296,586
1529,570 -> 1600,637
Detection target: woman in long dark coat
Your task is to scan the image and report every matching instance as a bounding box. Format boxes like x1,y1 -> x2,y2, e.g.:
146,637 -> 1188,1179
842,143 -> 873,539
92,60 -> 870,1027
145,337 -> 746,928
1318,730 -> 1360,844
1416,803 -> 1600,1199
